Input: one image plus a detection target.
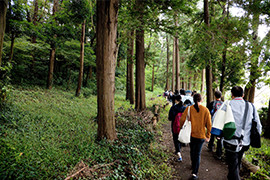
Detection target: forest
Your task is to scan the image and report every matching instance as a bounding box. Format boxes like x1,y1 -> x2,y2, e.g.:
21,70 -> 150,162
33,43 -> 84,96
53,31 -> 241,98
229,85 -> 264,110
0,0 -> 270,179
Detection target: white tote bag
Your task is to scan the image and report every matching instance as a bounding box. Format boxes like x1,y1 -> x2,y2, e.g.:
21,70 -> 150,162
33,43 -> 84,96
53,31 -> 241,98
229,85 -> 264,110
178,106 -> 191,144
211,101 -> 228,136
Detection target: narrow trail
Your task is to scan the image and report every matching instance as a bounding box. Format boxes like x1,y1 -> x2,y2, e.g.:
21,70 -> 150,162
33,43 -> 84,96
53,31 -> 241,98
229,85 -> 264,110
160,122 -> 228,180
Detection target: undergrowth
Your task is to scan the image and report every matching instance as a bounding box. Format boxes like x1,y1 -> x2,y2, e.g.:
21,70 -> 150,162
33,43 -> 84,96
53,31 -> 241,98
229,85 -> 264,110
245,138 -> 270,179
0,86 -> 171,179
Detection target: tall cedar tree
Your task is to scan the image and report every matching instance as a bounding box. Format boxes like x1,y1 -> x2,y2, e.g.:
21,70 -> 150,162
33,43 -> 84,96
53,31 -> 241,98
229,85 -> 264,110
171,37 -> 175,92
165,35 -> 170,91
135,0 -> 146,111
76,20 -> 86,97
47,0 -> 59,89
96,0 -> 118,140
126,30 -> 135,104
0,0 -> 8,66
175,17 -> 180,91
204,0 -> 214,105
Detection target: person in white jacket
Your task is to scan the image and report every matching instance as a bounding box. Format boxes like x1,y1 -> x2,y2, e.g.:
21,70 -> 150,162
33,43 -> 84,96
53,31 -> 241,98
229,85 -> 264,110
221,86 -> 262,180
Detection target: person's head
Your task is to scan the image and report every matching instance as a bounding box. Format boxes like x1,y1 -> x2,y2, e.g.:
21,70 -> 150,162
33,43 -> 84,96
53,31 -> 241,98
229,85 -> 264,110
185,90 -> 192,96
174,89 -> 179,95
174,94 -> 181,103
231,86 -> 244,98
180,89 -> 186,95
214,90 -> 222,99
193,93 -> 202,112
173,94 -> 183,106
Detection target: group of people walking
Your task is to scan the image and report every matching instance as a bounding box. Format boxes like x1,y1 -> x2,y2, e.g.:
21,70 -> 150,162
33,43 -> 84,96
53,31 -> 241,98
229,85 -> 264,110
168,86 -> 262,180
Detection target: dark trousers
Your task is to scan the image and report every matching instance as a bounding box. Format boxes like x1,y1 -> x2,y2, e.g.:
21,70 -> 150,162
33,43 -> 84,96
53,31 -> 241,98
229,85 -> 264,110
173,133 -> 181,153
208,135 -> 222,157
190,137 -> 205,175
225,146 -> 249,180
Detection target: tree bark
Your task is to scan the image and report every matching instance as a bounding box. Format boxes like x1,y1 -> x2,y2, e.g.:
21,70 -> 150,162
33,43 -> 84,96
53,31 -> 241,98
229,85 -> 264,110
171,37 -> 175,92
175,37 -> 180,91
151,64 -> 155,92
96,0 -> 118,141
244,10 -> 260,103
0,0 -> 8,66
83,65 -> 92,87
204,0 -> 214,105
31,0 -> 39,70
175,16 -> 180,91
8,33 -> 15,63
76,20 -> 86,97
47,0 -> 59,89
220,39 -> 228,94
135,0 -> 146,111
165,35 -> 170,91
201,68 -> 205,93
188,71 -> 192,90
126,30 -> 134,104
47,46 -> 56,89
265,100 -> 270,138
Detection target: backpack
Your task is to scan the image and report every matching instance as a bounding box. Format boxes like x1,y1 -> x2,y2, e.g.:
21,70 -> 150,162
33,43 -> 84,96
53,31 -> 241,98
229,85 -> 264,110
211,100 -> 223,116
173,112 -> 183,134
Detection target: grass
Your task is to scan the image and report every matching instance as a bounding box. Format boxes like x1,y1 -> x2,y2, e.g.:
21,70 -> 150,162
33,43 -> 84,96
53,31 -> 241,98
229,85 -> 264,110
245,137 -> 270,179
0,86 -> 171,179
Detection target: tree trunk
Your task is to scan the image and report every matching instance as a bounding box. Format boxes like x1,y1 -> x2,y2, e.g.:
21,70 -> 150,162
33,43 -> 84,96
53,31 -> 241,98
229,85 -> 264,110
47,46 -> 56,89
188,71 -> 192,90
220,40 -> 227,94
165,35 -> 170,91
244,11 -> 260,103
201,68 -> 205,93
8,33 -> 15,63
96,0 -> 118,141
171,37 -> 175,92
193,73 -> 198,90
265,100 -> 270,138
152,64 -> 155,92
0,0 -> 8,66
47,0 -> 59,89
206,65 -> 214,105
135,0 -> 146,111
83,65 -> 92,87
204,0 -> 214,105
31,0 -> 38,70
175,37 -> 180,91
76,20 -> 86,97
126,30 -> 134,104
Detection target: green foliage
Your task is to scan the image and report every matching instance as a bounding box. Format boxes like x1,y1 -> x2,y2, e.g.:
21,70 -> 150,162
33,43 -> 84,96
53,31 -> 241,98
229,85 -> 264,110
245,138 -> 270,179
0,87 -> 171,179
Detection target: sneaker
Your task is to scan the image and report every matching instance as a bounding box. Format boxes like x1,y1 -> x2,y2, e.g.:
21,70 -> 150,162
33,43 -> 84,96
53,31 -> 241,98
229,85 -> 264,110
192,174 -> 198,179
177,157 -> 182,162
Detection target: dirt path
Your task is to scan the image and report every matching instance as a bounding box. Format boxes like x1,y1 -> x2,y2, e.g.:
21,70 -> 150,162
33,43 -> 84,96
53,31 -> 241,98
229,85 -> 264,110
160,122 -> 228,180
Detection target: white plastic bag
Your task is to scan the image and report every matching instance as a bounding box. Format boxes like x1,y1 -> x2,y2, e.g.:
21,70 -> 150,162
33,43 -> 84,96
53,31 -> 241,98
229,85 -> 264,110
178,106 -> 191,144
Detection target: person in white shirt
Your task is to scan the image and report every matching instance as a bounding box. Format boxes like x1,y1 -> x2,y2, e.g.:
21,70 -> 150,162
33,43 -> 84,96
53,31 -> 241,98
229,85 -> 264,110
222,86 -> 262,180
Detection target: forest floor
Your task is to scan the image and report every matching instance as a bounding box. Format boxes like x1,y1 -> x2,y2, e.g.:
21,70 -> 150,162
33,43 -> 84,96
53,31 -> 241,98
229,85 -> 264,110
158,121 -> 250,180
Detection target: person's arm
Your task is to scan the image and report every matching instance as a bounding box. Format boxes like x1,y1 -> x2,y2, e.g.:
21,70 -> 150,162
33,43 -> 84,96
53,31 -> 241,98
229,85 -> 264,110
207,101 -> 214,112
205,110 -> 212,139
179,106 -> 188,128
168,106 -> 174,121
253,104 -> 262,134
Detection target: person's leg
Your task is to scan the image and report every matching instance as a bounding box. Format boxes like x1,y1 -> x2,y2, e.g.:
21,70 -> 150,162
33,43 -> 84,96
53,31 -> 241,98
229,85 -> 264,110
173,133 -> 181,153
208,134 -> 215,151
237,146 -> 249,169
216,137 -> 222,158
190,137 -> 205,175
225,150 -> 240,180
